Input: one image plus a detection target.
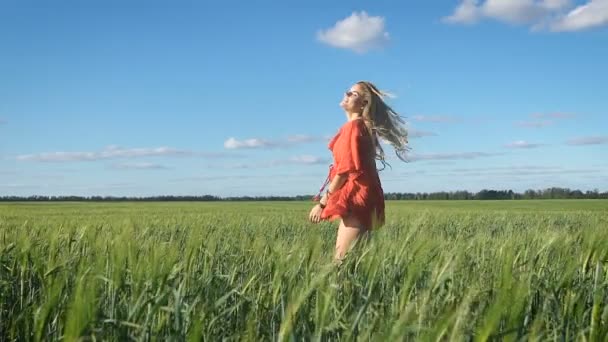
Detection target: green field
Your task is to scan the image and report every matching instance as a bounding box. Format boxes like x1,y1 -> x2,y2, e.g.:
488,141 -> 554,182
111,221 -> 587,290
1,200 -> 607,340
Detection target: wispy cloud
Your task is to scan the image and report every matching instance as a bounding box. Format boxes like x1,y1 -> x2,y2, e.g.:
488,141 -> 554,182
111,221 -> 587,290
566,135 -> 608,145
531,112 -> 576,119
205,152 -> 244,159
226,155 -> 330,169
0,118 -> 6,125
443,0 -> 608,32
550,0 -> 608,31
409,151 -> 504,162
72,183 -> 139,191
443,0 -> 481,24
111,162 -> 169,170
171,172 -> 323,183
515,120 -> 554,128
224,135 -> 327,150
286,134 -> 323,143
224,138 -> 275,149
287,155 -> 329,165
171,175 -> 258,182
16,146 -> 243,163
504,140 -> 545,149
16,145 -> 192,162
443,0 -> 570,25
317,11 -> 390,53
438,167 -> 601,178
408,129 -> 438,138
0,183 -> 39,189
411,115 -> 460,123
515,112 -> 574,128
386,165 -> 603,178
450,167 -> 601,177
450,165 -> 559,172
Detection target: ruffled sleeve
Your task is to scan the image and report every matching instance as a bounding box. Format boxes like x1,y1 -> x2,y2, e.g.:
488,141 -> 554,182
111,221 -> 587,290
334,120 -> 365,175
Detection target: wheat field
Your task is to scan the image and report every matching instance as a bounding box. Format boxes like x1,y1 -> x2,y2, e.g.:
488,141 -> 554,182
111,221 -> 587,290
0,200 -> 607,341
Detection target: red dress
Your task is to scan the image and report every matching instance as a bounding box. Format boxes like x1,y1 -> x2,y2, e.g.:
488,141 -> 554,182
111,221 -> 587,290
320,118 -> 385,230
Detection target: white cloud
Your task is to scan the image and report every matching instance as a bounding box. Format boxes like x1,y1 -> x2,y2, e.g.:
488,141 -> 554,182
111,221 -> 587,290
16,145 -> 192,162
443,0 -> 608,31
112,162 -> 169,170
551,0 -> 608,31
543,0 -> 572,10
224,137 -> 275,149
443,0 -> 482,24
482,0 -> 555,24
566,135 -> 608,145
317,11 -> 390,53
504,140 -> 544,148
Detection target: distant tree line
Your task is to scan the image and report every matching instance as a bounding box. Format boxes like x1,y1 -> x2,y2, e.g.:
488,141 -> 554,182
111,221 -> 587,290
384,188 -> 607,200
0,187 -> 606,202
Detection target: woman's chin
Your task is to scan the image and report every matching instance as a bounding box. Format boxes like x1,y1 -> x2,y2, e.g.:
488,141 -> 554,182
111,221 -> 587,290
339,102 -> 352,110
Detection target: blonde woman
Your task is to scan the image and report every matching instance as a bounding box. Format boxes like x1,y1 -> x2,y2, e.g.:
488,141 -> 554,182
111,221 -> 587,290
309,81 -> 409,261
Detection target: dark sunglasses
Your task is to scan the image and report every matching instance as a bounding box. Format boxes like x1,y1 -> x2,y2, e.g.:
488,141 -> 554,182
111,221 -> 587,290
345,90 -> 360,98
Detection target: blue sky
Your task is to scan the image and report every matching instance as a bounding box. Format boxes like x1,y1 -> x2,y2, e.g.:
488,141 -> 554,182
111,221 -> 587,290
1,0 -> 607,197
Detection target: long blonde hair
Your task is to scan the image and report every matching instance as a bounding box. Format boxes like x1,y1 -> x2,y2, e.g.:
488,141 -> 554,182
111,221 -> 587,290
357,81 -> 410,169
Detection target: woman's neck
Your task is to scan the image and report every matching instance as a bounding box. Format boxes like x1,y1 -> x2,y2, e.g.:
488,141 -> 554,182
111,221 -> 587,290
346,112 -> 362,121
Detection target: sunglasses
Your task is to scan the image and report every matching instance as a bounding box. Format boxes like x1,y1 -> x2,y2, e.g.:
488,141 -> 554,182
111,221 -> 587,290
345,90 -> 360,98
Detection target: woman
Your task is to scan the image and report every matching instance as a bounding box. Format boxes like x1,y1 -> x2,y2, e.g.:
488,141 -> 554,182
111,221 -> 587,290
309,81 -> 410,261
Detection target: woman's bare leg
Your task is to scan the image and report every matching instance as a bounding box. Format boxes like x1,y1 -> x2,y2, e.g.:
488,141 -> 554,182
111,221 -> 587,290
334,215 -> 369,262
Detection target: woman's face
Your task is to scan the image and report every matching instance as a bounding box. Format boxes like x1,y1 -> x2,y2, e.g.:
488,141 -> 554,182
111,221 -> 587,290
340,83 -> 367,113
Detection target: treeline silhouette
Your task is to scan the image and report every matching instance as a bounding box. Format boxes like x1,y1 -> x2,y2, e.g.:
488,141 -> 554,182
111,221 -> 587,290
1,187 -> 606,202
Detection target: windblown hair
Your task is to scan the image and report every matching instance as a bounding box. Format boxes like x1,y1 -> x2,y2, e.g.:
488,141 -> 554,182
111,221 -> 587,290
357,81 -> 411,169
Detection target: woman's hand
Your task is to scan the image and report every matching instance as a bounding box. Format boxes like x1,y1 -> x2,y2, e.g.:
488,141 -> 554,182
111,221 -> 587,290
309,204 -> 323,224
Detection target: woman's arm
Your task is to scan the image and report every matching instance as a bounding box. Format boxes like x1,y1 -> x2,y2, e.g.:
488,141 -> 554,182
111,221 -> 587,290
320,173 -> 347,205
